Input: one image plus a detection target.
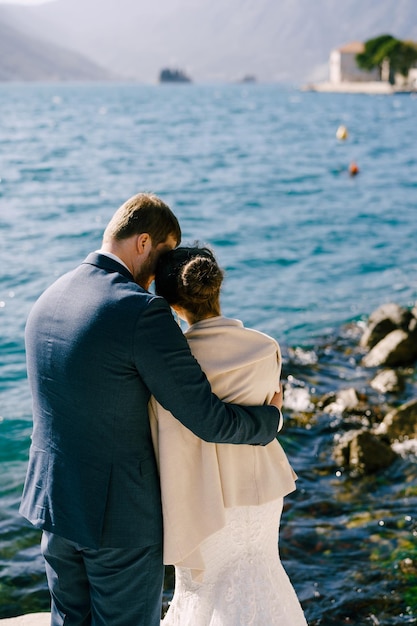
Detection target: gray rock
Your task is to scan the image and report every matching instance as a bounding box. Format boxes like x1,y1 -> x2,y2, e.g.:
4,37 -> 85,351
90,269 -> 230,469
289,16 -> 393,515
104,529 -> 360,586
333,429 -> 397,473
322,387 -> 360,415
374,399 -> 417,442
360,303 -> 413,349
369,369 -> 404,394
361,329 -> 417,367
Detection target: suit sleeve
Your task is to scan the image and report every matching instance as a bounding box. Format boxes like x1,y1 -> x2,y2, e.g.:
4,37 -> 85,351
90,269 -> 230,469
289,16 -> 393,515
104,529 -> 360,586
134,297 -> 280,445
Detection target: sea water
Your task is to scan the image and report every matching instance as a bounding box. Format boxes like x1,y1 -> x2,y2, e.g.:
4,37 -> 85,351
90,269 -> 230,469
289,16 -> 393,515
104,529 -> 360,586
1,83 -> 416,624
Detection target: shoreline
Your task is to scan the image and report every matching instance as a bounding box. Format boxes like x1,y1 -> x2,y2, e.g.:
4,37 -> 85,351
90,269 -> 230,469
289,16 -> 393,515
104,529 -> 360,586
302,80 -> 417,94
0,615 -> 50,625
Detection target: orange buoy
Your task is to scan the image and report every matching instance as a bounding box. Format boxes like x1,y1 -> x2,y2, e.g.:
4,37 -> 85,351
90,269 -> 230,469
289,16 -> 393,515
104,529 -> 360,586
349,162 -> 359,176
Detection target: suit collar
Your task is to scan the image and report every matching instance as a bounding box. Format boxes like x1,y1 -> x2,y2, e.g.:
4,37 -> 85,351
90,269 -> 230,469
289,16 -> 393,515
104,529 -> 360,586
96,250 -> 131,273
82,251 -> 134,281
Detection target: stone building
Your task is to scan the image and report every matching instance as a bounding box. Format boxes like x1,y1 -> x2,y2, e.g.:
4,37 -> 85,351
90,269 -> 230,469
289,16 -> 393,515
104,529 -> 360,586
329,41 -> 380,83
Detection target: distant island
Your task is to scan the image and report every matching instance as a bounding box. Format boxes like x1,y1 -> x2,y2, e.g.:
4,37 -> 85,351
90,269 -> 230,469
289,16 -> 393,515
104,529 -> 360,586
159,68 -> 192,83
239,75 -> 257,84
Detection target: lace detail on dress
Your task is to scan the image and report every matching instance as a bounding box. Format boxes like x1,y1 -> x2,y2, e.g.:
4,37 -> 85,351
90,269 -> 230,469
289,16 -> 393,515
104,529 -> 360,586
162,499 -> 307,626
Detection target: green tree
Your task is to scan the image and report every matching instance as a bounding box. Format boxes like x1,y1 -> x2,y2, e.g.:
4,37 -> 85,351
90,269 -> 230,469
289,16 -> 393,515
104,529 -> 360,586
383,39 -> 417,78
356,34 -> 417,84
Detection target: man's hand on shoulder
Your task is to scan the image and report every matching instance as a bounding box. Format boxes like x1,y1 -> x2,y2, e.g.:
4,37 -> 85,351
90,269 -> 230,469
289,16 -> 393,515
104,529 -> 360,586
269,386 -> 284,432
270,385 -> 283,411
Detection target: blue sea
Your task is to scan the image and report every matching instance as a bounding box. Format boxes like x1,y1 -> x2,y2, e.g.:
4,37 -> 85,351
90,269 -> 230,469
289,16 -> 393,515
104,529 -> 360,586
1,83 -> 416,624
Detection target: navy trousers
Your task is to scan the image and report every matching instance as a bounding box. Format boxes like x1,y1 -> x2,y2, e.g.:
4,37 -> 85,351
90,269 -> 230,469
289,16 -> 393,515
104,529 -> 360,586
41,532 -> 164,626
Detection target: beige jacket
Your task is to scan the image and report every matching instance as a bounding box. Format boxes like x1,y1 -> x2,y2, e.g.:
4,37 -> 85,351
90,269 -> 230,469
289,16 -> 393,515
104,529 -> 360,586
150,316 -> 297,580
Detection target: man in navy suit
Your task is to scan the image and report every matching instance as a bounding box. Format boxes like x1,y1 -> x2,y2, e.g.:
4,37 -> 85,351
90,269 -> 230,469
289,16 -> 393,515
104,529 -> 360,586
20,193 -> 282,626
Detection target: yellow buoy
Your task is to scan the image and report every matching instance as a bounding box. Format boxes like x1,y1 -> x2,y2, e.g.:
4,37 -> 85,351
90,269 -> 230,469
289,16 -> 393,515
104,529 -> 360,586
336,125 -> 348,140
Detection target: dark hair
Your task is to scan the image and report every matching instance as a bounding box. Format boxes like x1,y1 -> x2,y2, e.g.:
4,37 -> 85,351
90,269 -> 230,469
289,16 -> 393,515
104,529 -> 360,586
103,193 -> 181,246
155,245 -> 223,321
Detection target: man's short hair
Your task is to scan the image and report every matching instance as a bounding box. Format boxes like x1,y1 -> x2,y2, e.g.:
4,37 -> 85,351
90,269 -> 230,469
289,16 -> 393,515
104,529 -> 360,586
103,193 -> 181,246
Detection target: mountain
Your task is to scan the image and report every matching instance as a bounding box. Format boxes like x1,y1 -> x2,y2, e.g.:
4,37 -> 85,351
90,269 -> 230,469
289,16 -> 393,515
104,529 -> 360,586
1,0 -> 417,83
0,16 -> 115,81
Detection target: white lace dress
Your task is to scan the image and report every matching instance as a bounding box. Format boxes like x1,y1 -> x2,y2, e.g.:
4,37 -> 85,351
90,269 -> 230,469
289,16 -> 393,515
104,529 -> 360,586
161,499 -> 308,626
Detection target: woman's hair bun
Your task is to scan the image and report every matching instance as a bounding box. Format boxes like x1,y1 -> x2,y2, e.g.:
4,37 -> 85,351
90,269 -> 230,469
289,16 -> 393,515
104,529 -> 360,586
180,255 -> 223,303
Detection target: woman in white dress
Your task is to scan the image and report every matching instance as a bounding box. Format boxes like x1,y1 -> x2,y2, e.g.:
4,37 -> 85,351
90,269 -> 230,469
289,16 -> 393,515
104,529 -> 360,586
150,246 -> 308,626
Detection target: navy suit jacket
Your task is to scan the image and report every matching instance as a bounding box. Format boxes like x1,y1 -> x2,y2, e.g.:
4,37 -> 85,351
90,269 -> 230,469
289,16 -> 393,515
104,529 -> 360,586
20,253 -> 279,549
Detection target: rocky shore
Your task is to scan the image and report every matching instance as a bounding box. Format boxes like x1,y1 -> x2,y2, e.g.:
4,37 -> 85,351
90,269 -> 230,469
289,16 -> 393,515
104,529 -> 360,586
284,301 -> 417,475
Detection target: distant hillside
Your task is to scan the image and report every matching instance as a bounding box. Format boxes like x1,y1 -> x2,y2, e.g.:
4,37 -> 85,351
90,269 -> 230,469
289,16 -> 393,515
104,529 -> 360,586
1,0 -> 417,83
0,17 -> 115,81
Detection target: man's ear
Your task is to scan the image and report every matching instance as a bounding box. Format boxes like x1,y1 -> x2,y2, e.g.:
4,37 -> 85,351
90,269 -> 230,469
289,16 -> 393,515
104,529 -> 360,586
136,233 -> 152,255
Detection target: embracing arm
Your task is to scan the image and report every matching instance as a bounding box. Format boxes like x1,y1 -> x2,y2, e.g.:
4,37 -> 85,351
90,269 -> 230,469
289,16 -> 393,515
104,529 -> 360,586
135,298 -> 280,445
